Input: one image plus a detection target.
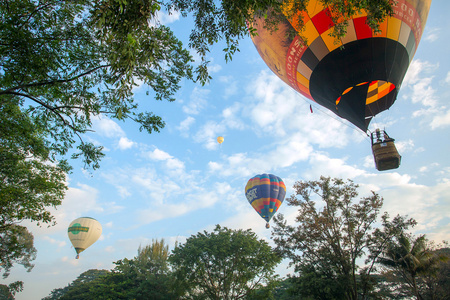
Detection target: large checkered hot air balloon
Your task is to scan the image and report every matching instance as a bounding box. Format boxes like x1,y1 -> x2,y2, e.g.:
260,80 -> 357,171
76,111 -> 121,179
245,174 -> 286,228
250,0 -> 431,170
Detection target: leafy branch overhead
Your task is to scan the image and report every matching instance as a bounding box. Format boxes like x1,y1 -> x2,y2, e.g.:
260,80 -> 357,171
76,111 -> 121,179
1,0 -> 193,169
1,0 -> 394,169
167,0 -> 394,62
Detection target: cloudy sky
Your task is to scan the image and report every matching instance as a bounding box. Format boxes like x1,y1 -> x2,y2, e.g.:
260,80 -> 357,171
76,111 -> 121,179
5,1 -> 450,299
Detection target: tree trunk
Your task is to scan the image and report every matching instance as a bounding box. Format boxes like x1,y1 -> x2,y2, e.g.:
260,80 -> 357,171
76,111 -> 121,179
412,276 -> 423,300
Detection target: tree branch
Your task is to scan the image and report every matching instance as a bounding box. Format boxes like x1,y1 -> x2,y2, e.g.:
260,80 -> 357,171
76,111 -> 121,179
0,65 -> 109,95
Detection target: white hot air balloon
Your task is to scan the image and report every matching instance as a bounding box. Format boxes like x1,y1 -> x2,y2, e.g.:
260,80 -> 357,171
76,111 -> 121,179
68,217 -> 102,259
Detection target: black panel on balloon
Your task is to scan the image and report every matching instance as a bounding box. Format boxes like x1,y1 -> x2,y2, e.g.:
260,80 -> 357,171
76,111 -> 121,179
309,38 -> 410,131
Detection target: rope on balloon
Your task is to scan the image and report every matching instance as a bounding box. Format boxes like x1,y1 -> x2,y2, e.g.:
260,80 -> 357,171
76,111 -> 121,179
304,98 -> 372,141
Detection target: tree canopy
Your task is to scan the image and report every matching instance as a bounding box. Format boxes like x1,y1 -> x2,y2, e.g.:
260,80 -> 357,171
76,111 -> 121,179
169,225 -> 281,299
1,0 -> 195,169
1,0 -> 396,169
0,100 -> 67,282
271,176 -> 416,300
2,0 -> 398,296
44,239 -> 174,300
378,234 -> 449,300
41,216 -> 449,299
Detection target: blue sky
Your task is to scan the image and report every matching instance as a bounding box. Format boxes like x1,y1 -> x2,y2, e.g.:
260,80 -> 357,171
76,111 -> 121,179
5,1 -> 450,299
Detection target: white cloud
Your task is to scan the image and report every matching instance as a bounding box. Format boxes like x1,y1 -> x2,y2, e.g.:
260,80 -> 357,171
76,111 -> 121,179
137,184 -> 223,224
304,153 -> 366,180
144,148 -> 186,173
245,70 -> 352,148
395,139 -> 415,153
24,183 -> 105,238
402,60 -> 438,87
131,170 -> 181,205
219,75 -> 238,98
104,221 -> 113,228
194,121 -> 226,150
424,27 -> 439,42
177,116 -> 196,136
92,116 -> 125,138
446,71 -> 450,84
42,236 -> 67,248
117,137 -> 135,150
208,63 -> 222,73
430,109 -> 450,129
117,185 -> 131,198
376,179 -> 450,240
182,87 -> 209,115
147,148 -> 173,161
222,103 -> 246,130
157,9 -> 181,25
104,246 -> 115,253
401,59 -> 449,129
207,135 -> 313,178
409,77 -> 437,107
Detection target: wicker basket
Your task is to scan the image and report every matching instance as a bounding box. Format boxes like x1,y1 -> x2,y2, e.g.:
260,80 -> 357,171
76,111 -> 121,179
372,140 -> 401,171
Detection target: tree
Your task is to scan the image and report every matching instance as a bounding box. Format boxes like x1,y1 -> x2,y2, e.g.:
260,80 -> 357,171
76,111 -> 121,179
1,0 -> 395,169
271,176 -> 416,300
1,0 -> 395,296
44,239 -> 174,299
97,239 -> 174,299
0,101 -> 67,281
0,285 -> 13,300
432,247 -> 450,300
167,0 -> 394,67
377,234 -> 449,300
0,281 -> 23,300
169,225 -> 281,299
271,277 -> 300,300
1,0 -> 195,169
43,269 -> 110,300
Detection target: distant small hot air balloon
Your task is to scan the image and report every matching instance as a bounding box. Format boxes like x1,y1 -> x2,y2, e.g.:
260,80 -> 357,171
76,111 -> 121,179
245,174 -> 286,228
217,136 -> 224,144
68,217 -> 102,259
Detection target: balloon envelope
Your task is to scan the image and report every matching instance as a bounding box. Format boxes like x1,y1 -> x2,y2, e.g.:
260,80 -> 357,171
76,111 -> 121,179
251,0 -> 432,131
217,136 -> 224,144
245,174 -> 286,224
68,217 -> 102,258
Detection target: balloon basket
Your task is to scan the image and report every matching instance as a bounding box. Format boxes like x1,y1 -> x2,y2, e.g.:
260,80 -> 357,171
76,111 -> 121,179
372,141 -> 401,171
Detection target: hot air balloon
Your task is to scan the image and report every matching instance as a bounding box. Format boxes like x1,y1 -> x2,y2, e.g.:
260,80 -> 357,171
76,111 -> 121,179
68,217 -> 102,259
245,174 -> 286,228
217,136 -> 224,144
250,0 -> 431,170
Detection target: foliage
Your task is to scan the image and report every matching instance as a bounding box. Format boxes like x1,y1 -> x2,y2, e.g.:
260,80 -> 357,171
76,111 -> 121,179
432,247 -> 450,300
377,234 -> 449,300
44,239 -> 173,299
271,176 -> 416,300
0,0 -> 195,169
0,281 -> 23,300
1,0 -> 395,169
0,101 -> 68,227
0,225 -> 36,279
97,239 -> 174,299
169,225 -> 281,299
0,100 -> 67,278
270,277 -> 299,300
0,285 -> 13,300
42,269 -> 110,300
166,0 -> 394,66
